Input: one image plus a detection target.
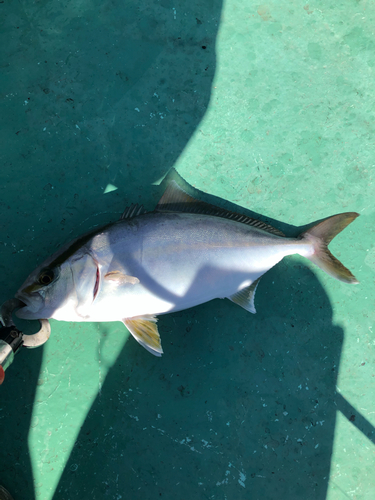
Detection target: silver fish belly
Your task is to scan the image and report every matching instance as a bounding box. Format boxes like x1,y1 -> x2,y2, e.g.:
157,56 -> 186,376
15,175 -> 359,356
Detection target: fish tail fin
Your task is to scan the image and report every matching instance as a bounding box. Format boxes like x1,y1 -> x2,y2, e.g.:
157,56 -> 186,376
300,212 -> 359,284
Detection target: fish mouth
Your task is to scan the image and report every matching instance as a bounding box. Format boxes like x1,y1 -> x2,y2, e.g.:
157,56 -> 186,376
16,306 -> 37,320
0,298 -> 51,349
16,305 -> 41,320
14,292 -> 43,320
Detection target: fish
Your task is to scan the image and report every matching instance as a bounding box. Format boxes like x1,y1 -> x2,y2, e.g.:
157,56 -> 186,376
15,172 -> 359,356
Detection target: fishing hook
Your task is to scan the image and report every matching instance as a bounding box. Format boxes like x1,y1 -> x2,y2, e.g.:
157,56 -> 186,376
0,298 -> 51,384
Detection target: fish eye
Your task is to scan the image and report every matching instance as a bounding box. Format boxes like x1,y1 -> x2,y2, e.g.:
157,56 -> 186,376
38,269 -> 55,286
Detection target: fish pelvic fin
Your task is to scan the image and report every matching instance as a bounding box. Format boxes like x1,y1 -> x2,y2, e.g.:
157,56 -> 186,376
123,315 -> 163,356
300,212 -> 360,284
227,277 -> 261,314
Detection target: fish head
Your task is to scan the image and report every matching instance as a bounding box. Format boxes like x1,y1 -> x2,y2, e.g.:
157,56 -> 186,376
15,250 -> 99,321
15,259 -> 75,320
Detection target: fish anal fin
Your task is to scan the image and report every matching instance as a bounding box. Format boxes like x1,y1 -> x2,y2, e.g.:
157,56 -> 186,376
227,277 -> 261,314
156,180 -> 285,237
123,315 -> 163,356
104,271 -> 140,285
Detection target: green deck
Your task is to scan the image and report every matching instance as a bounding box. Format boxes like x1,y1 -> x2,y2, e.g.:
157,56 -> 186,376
1,1 -> 374,499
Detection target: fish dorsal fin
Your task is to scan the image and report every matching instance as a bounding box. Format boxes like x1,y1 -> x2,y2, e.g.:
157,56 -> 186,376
156,180 -> 285,237
120,203 -> 145,220
227,277 -> 262,314
123,315 -> 163,356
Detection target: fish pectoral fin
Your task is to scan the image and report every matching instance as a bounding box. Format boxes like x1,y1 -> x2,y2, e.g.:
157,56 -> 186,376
123,315 -> 163,357
227,277 -> 261,314
104,271 -> 140,285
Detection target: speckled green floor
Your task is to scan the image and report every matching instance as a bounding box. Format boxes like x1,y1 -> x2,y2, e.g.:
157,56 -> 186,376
1,1 -> 374,499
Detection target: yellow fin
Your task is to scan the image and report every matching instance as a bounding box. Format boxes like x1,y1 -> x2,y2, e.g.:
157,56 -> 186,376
300,212 -> 359,284
123,315 -> 163,356
228,277 -> 261,314
104,271 -> 140,285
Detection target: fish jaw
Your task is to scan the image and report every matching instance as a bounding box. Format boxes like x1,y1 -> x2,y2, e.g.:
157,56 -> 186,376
15,291 -> 47,320
15,290 -> 86,322
16,307 -> 44,320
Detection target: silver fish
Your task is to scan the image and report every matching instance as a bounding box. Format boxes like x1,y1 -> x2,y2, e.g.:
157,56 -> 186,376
16,174 -> 359,356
